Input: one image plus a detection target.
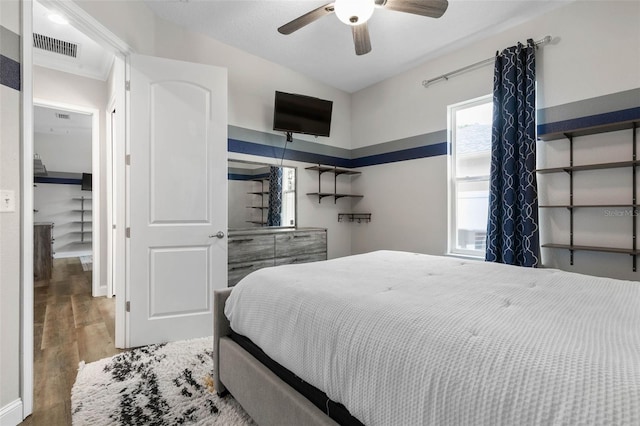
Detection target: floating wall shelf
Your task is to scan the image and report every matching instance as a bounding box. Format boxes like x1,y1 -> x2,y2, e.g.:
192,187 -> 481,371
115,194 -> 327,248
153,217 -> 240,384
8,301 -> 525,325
72,197 -> 92,244
247,178 -> 269,226
306,165 -> 362,204
538,120 -> 639,270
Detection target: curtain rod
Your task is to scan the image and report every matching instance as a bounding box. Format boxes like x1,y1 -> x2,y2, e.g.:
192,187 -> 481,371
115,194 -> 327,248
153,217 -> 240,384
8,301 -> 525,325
421,35 -> 552,88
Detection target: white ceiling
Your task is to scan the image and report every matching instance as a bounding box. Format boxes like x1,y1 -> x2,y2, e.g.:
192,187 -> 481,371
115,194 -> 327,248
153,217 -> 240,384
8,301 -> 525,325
33,0 -> 114,81
32,0 -> 571,91
144,0 -> 571,93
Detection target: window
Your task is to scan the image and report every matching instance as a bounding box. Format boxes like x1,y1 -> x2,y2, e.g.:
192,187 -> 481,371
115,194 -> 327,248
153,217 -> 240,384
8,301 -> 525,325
448,95 -> 493,257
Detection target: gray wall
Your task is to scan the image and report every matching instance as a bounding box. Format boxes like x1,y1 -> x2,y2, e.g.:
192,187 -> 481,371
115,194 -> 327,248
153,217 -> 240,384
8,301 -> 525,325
350,1 -> 640,281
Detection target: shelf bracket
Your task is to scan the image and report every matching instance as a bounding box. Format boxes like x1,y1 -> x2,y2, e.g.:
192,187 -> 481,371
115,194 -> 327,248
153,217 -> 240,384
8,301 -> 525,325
334,194 -> 347,203
568,134 -> 574,265
632,122 -> 637,271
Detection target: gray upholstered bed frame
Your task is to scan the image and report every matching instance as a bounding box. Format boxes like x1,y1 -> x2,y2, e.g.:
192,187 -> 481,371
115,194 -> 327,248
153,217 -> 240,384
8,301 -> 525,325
214,288 -> 339,426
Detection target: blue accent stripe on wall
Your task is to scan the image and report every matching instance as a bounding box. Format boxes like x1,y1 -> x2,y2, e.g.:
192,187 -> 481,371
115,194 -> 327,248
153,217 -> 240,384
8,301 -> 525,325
0,55 -> 20,91
537,107 -> 640,136
229,137 -> 449,169
228,172 -> 270,181
228,105 -> 637,169
351,142 -> 449,168
228,139 -> 353,168
34,176 -> 82,185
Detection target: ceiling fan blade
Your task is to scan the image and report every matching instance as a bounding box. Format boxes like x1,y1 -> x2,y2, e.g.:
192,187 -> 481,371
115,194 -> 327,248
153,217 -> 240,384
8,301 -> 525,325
278,3 -> 335,35
380,0 -> 448,18
352,23 -> 372,56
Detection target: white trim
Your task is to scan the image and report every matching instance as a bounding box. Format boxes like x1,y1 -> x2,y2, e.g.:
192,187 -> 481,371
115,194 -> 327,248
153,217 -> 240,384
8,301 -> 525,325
0,399 -> 24,426
91,105 -> 103,297
110,56 -> 127,348
54,250 -> 92,259
124,55 -> 131,349
33,99 -> 103,297
21,0 -> 34,419
106,95 -> 116,298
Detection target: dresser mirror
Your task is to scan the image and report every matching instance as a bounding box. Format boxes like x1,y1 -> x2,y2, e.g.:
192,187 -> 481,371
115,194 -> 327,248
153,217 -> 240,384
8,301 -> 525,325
228,160 -> 297,230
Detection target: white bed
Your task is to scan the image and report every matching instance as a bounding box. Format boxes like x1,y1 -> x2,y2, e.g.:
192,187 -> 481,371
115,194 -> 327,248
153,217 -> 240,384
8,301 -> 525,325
221,250 -> 640,425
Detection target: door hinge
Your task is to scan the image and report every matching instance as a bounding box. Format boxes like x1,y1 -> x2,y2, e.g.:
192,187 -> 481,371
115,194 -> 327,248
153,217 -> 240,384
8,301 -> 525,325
125,81 -> 130,91
126,227 -> 130,238
125,154 -> 131,165
126,301 -> 130,312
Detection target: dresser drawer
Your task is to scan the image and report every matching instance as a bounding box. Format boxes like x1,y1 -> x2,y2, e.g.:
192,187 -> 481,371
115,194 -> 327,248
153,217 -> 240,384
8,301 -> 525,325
275,231 -> 327,258
228,258 -> 275,287
228,234 -> 274,264
274,252 -> 327,267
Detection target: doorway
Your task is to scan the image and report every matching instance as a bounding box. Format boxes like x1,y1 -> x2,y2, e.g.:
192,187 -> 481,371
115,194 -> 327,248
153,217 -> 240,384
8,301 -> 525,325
33,104 -> 97,283
21,0 -> 131,419
33,103 -> 101,288
29,100 -> 113,423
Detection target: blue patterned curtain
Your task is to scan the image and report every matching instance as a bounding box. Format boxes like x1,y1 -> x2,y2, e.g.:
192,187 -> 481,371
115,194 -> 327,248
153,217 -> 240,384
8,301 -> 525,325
485,39 -> 539,267
267,166 -> 283,226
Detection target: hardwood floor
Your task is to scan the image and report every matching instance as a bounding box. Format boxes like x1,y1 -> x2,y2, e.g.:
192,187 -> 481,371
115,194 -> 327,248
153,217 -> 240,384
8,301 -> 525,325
20,258 -> 122,426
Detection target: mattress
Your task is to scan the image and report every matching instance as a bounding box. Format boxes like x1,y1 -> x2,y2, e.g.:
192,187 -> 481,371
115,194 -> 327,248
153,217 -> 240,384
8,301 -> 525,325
224,250 -> 640,426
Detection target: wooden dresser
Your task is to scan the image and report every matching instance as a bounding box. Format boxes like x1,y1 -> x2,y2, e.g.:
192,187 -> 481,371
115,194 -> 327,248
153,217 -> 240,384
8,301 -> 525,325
228,227 -> 327,286
34,222 -> 54,280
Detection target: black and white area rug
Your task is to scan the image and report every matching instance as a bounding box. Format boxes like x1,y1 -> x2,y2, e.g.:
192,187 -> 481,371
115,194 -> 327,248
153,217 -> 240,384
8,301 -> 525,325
71,337 -> 255,425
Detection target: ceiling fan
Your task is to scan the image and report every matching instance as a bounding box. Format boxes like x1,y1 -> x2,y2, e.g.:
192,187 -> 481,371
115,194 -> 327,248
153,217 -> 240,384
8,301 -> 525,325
278,0 -> 449,56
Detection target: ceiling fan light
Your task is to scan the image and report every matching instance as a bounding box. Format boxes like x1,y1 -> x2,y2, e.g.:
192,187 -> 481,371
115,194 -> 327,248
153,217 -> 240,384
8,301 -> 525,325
334,0 -> 375,26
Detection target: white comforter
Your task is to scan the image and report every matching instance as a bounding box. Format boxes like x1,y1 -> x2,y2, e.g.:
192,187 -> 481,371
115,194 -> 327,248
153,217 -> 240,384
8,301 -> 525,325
225,251 -> 640,426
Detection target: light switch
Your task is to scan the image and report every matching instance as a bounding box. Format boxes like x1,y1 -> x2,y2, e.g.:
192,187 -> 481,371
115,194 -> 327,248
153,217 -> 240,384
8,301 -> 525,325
0,190 -> 16,212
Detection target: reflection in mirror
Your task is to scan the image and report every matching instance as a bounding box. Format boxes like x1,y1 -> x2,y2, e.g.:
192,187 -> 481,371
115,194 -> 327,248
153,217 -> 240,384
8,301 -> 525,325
228,160 -> 296,229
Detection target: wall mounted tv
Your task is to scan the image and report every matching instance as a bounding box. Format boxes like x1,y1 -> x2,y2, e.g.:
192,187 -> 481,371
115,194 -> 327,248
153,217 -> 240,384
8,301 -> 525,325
273,91 -> 333,137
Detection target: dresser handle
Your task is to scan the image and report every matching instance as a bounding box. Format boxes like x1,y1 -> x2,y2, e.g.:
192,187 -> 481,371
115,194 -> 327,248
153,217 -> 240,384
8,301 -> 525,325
230,238 -> 254,243
293,235 -> 311,239
230,264 -> 254,271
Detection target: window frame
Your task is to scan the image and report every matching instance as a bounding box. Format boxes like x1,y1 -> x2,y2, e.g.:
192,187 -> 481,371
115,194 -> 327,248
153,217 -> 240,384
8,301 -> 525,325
447,94 -> 493,258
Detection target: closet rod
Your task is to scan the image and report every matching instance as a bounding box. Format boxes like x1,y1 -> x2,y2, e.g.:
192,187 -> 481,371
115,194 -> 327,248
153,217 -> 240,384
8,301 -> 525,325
421,35 -> 552,88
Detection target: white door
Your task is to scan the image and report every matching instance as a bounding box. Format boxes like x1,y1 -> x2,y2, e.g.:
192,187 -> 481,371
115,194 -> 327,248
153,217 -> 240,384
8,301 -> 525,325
128,54 -> 228,347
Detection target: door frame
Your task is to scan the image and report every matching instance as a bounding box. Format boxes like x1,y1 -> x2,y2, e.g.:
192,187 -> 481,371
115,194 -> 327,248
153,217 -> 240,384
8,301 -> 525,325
21,0 -> 131,418
105,65 -> 127,349
33,99 -> 101,296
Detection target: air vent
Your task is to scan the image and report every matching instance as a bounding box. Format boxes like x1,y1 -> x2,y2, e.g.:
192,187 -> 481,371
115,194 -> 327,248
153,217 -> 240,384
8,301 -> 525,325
33,33 -> 77,58
55,113 -> 70,120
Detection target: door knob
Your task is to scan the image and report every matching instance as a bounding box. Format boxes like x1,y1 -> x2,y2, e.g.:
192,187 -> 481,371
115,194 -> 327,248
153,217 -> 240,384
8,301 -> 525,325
210,231 -> 225,239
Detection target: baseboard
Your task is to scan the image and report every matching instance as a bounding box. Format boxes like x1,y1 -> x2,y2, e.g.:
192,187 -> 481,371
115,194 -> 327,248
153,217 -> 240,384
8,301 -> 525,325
94,285 -> 107,297
0,399 -> 24,426
54,250 -> 92,259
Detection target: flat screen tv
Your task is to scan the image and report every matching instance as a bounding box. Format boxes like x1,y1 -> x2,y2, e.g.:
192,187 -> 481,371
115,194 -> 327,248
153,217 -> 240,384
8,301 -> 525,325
81,173 -> 92,191
273,91 -> 333,137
